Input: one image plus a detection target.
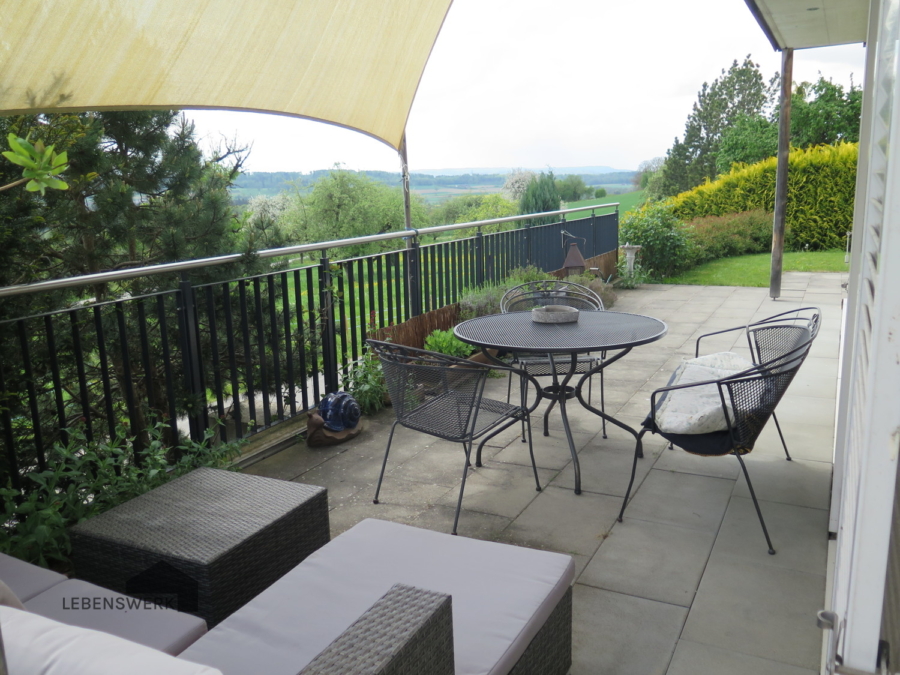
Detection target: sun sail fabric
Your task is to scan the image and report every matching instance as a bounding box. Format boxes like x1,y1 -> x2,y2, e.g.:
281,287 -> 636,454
0,0 -> 453,150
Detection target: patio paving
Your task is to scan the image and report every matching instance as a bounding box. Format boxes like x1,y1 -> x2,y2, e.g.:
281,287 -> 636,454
245,271 -> 845,674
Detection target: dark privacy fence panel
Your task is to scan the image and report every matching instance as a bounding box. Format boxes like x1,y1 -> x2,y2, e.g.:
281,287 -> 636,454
0,212 -> 616,485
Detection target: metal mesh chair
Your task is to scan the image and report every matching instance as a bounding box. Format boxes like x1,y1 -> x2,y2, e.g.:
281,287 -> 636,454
500,280 -> 609,438
692,306 -> 821,460
619,307 -> 821,554
367,339 -> 541,535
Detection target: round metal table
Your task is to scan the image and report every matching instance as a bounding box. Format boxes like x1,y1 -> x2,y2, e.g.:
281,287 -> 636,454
455,311 -> 667,494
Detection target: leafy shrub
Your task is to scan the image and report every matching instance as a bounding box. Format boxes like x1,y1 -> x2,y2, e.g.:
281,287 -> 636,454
614,259 -> 652,289
618,201 -> 692,279
565,273 -> 617,308
424,329 -> 474,358
342,349 -> 388,416
1,424 -> 244,569
685,209 -> 772,265
671,143 -> 857,250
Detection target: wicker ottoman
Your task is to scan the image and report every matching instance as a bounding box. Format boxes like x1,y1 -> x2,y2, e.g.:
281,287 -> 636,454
70,468 -> 329,627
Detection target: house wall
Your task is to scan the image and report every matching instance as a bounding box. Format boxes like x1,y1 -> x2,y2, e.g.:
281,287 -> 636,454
829,0 -> 900,670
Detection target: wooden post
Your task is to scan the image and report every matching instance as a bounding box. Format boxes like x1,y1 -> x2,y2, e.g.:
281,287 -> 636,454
770,48 -> 793,299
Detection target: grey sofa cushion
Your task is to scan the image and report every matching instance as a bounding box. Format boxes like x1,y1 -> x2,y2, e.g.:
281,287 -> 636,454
180,518 -> 574,675
0,551 -> 66,601
0,578 -> 25,610
25,579 -> 208,656
1,605 -> 221,675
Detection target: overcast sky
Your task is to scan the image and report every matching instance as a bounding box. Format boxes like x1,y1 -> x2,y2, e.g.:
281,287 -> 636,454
187,0 -> 866,175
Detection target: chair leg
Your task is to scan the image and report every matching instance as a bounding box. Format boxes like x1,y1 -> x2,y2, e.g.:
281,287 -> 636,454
520,373 -> 528,443
771,413 -> 792,461
735,454 -> 776,555
373,420 -> 399,504
599,367 -> 607,439
453,442 -> 473,535
524,412 -> 541,492
618,428 -> 650,522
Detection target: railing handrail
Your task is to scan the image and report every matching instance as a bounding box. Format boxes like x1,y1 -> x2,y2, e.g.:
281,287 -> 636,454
0,203 -> 619,299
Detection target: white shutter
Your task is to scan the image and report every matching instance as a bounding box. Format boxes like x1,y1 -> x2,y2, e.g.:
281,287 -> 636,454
829,0 -> 900,670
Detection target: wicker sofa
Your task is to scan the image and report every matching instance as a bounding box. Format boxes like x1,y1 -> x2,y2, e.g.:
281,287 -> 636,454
2,519 -> 574,675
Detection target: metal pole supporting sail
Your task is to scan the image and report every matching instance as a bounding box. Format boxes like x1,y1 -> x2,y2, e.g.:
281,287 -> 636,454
770,47 -> 794,299
399,133 -> 423,316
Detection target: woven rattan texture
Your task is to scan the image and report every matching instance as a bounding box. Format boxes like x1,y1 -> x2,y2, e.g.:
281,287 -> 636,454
299,584 -> 454,675
456,311 -> 666,354
70,468 -> 330,626
508,585 -> 572,675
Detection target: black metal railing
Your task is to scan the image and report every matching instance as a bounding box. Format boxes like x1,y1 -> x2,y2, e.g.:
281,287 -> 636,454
0,208 -> 618,486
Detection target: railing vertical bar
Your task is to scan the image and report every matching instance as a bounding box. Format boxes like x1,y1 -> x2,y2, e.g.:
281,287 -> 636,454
439,244 -> 447,308
238,280 -> 258,431
0,366 -> 20,489
376,256 -> 386,329
204,286 -> 227,438
419,246 -> 429,314
366,258 -> 376,330
281,273 -> 296,417
136,301 -> 156,425
357,259 -> 368,343
293,270 -> 310,412
266,276 -> 284,421
222,284 -> 243,438
252,278 -> 271,426
156,295 -> 179,442
451,241 -> 457,301
336,265 -> 349,373
114,302 -> 142,460
385,254 -> 394,327
43,315 -> 68,446
398,250 -> 408,322
305,266 -> 321,404
17,320 -> 46,470
69,312 -> 93,442
347,262 -> 359,364
92,308 -> 118,442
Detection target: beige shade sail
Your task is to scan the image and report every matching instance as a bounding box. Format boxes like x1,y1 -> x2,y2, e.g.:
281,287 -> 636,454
0,0 -> 453,151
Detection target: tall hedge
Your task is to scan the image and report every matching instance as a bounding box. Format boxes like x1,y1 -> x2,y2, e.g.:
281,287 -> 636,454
670,143 -> 858,250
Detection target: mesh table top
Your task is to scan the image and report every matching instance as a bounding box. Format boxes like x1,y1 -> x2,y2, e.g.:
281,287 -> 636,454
69,467 -> 326,563
454,311 -> 667,354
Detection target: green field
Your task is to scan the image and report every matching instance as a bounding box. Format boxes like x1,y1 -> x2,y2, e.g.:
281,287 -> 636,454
566,190 -> 645,216
662,250 -> 848,287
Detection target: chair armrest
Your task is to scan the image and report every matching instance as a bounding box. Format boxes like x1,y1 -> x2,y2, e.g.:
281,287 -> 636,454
297,584 -> 454,675
694,324 -> 748,357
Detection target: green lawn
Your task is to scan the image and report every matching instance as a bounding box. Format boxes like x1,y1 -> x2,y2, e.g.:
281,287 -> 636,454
566,190 -> 645,216
662,250 -> 848,287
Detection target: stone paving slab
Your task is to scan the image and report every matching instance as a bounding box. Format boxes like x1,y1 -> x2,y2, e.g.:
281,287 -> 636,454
572,584 -> 688,675
245,273 -> 844,675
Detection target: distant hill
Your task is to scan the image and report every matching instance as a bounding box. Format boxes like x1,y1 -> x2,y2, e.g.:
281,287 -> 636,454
231,168 -> 638,204
416,166 -> 627,176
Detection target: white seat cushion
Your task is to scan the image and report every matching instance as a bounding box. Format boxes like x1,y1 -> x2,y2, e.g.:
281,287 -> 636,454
180,518 -> 575,675
25,579 -> 208,656
656,352 -> 755,435
0,605 -> 221,675
0,551 -> 66,601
